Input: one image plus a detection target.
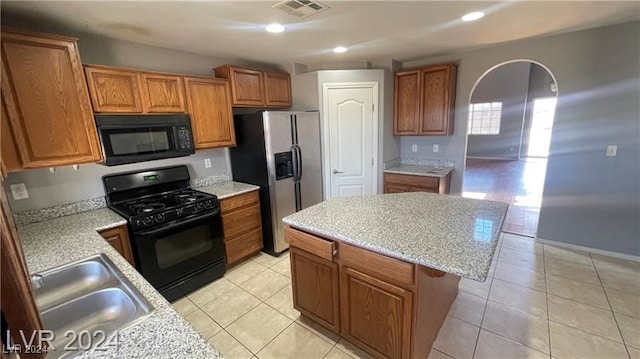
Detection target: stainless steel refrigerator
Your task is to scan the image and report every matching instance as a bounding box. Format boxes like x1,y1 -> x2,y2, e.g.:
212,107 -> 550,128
229,111 -> 323,254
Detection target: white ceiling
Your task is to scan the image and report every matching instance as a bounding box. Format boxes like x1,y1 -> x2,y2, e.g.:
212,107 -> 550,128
2,1 -> 639,67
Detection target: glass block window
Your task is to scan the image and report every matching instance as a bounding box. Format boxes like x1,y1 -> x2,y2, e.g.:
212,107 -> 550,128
468,102 -> 502,135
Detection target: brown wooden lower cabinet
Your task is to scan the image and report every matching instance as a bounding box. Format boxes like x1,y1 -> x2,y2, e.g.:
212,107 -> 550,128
285,226 -> 460,359
290,246 -> 340,333
383,172 -> 451,194
341,267 -> 413,359
220,190 -> 263,266
98,225 -> 134,265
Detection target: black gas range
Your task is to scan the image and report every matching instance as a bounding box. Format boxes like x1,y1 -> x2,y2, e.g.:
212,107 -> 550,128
104,165 -> 226,301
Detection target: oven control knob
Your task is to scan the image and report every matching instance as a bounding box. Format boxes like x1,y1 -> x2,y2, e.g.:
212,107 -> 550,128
176,208 -> 184,216
204,200 -> 212,209
135,219 -> 142,228
154,213 -> 165,223
142,217 -> 153,226
195,203 -> 203,211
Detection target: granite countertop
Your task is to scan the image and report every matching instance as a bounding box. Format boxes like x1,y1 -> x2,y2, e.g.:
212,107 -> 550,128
384,164 -> 454,178
197,181 -> 260,199
283,193 -> 508,281
18,208 -> 220,359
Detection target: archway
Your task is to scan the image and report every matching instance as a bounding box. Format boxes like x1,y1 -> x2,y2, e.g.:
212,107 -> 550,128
463,60 -> 558,237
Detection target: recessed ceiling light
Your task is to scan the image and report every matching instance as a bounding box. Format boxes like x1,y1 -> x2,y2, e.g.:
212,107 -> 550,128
333,46 -> 347,53
461,11 -> 485,22
265,23 -> 285,33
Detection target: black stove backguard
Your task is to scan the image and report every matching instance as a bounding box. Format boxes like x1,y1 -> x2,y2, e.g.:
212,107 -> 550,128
103,165 -> 226,302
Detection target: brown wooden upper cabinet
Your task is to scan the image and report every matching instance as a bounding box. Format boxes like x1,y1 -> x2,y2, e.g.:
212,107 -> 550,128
84,65 -> 186,113
1,98 -> 22,176
184,76 -> 236,149
139,72 -> 187,113
393,63 -> 457,136
84,66 -> 144,112
264,71 -> 293,108
214,65 -> 292,108
1,29 -> 103,170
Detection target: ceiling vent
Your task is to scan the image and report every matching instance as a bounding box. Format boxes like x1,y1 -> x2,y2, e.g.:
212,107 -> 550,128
273,0 -> 329,18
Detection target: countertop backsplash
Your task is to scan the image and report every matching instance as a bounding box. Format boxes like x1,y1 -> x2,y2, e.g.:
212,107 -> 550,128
400,157 -> 455,168
12,196 -> 107,226
384,157 -> 455,169
191,173 -> 231,188
12,172 -> 234,226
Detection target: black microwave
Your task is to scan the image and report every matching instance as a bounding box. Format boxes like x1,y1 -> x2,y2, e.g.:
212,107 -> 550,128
95,114 -> 195,166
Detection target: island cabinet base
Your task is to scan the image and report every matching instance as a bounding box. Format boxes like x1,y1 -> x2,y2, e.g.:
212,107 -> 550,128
285,226 -> 460,359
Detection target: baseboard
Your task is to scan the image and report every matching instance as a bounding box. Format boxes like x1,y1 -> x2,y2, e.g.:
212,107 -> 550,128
536,237 -> 640,262
466,156 -> 518,161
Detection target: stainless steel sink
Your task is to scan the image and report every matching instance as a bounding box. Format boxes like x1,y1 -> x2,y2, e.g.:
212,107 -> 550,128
33,254 -> 153,358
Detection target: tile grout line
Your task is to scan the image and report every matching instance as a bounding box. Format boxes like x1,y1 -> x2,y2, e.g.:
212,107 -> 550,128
251,321 -> 296,357
543,250 -> 634,346
196,253 -> 340,358
469,233 -> 502,358
320,342 -> 338,359
591,252 -> 632,358
472,235 -> 552,358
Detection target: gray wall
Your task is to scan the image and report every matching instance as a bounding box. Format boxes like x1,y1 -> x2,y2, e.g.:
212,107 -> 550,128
400,21 -> 640,255
467,62 -> 530,159
291,69 -> 400,194
2,15 -> 236,212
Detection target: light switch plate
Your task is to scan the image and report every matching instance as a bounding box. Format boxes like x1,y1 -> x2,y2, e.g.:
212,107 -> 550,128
606,145 -> 617,157
10,183 -> 29,200
411,144 -> 417,153
433,144 -> 439,153
204,158 -> 212,168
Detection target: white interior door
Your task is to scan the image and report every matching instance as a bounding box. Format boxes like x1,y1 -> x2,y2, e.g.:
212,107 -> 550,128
324,84 -> 377,198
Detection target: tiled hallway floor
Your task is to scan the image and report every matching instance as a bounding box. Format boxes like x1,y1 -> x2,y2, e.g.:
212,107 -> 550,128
172,234 -> 640,359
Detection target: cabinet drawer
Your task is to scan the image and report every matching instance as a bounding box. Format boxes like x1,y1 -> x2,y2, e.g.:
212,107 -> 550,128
341,243 -> 414,287
384,173 -> 438,189
285,227 -> 335,262
226,228 -> 263,265
222,203 -> 261,239
220,190 -> 259,212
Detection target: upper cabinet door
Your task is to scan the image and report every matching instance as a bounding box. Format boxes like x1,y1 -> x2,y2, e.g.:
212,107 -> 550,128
139,73 -> 186,113
393,70 -> 421,135
1,30 -> 102,168
84,66 -> 143,113
214,65 -> 265,107
1,98 -> 22,175
419,64 -> 456,135
229,67 -> 265,106
184,77 -> 236,149
264,71 -> 292,108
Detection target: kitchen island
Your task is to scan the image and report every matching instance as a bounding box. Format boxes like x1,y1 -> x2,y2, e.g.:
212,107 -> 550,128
282,192 -> 508,359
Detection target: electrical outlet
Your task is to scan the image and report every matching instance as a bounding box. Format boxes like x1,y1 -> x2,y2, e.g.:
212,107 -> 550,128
411,144 -> 418,153
10,183 -> 29,200
204,158 -> 212,168
433,144 -> 439,153
606,145 -> 617,157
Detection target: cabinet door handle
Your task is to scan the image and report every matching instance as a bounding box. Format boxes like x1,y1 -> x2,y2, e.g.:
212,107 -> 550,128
332,169 -> 343,174
333,249 -> 338,257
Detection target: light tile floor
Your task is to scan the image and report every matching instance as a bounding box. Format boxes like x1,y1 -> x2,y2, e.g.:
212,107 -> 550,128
172,233 -> 640,359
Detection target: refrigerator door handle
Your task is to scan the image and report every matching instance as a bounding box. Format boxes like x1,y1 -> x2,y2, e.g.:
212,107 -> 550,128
291,145 -> 300,182
295,145 -> 303,181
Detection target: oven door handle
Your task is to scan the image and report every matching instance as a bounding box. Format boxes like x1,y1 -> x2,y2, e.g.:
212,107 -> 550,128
134,210 -> 220,236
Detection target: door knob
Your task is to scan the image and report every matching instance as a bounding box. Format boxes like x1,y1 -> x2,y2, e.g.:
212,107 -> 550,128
332,169 -> 344,174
